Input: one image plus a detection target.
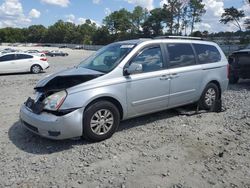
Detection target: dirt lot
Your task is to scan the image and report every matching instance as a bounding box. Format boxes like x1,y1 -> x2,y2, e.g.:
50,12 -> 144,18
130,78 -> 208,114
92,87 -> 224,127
0,47 -> 249,188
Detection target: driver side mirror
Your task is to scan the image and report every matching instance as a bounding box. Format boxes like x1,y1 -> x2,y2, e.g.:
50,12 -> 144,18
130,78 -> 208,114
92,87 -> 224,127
124,63 -> 143,75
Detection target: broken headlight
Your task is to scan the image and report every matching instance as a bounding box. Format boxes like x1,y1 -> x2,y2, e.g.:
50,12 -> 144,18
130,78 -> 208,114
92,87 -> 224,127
43,90 -> 67,111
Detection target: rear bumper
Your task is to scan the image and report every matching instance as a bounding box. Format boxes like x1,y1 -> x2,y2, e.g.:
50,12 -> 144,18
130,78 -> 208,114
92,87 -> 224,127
20,104 -> 84,140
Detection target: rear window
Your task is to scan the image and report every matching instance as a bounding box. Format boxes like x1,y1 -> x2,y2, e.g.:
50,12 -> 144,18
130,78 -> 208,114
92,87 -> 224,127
193,44 -> 221,64
235,52 -> 250,64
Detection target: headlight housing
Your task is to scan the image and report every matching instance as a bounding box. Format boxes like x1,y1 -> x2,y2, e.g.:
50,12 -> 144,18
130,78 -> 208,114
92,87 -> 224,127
43,90 -> 67,111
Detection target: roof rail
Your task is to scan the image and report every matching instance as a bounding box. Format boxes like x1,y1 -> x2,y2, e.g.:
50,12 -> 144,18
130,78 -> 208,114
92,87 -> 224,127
153,36 -> 203,40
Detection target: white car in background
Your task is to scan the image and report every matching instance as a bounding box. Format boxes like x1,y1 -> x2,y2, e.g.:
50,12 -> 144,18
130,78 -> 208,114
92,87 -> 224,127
0,53 -> 49,74
25,50 -> 46,57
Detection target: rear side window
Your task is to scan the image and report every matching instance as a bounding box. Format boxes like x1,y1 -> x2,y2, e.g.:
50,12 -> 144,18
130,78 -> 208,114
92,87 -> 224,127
0,54 -> 15,62
167,43 -> 196,68
16,54 -> 33,60
193,44 -> 221,64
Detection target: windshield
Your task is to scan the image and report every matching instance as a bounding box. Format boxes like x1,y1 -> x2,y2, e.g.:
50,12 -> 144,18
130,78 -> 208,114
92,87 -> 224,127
78,43 -> 135,73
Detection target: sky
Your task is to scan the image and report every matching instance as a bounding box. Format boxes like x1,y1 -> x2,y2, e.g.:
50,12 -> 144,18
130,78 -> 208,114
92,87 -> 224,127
0,0 -> 249,33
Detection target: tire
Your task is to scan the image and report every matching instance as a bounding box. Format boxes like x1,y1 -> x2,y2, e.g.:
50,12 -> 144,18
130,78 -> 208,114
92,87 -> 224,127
31,64 -> 42,74
199,83 -> 220,111
83,101 -> 120,142
229,75 -> 239,84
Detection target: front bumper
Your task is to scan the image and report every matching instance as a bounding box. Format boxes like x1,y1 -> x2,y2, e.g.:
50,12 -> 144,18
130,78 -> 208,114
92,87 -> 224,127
20,104 -> 84,140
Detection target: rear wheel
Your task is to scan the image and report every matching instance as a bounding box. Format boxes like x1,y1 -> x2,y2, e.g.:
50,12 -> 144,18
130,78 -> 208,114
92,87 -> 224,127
31,64 -> 42,74
199,83 -> 220,111
83,101 -> 120,142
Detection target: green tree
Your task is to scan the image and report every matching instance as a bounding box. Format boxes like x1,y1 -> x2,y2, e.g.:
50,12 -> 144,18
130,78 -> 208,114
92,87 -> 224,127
131,6 -> 149,35
46,20 -> 68,43
103,8 -> 132,34
78,19 -> 97,44
220,7 -> 245,31
27,25 -> 47,43
162,0 -> 182,34
189,0 -> 206,34
92,26 -> 112,45
143,8 -> 164,37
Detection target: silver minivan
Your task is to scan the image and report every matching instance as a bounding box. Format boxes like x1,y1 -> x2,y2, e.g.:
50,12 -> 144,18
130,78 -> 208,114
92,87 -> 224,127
20,37 -> 229,141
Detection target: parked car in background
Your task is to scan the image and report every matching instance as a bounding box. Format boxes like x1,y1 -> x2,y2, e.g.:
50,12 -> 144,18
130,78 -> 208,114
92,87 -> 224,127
228,49 -> 250,84
20,37 -> 228,141
0,53 -> 49,74
74,45 -> 84,49
59,45 -> 67,48
40,50 -> 50,55
0,48 -> 19,54
25,50 -> 40,54
25,50 -> 46,57
47,50 -> 69,57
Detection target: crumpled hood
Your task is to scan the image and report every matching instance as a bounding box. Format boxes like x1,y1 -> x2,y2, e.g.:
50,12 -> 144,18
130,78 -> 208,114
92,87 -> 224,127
35,67 -> 104,88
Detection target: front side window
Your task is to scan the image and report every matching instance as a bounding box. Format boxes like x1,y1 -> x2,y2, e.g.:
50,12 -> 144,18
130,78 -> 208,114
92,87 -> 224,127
193,44 -> 221,64
0,54 -> 15,62
129,46 -> 163,73
167,43 -> 196,68
79,43 -> 135,73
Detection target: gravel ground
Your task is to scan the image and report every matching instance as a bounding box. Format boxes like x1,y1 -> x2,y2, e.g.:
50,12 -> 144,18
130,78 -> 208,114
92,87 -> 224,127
0,47 -> 249,188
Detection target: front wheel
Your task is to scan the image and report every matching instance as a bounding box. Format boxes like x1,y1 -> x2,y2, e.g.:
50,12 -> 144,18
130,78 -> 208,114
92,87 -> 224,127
83,101 -> 120,142
199,83 -> 220,111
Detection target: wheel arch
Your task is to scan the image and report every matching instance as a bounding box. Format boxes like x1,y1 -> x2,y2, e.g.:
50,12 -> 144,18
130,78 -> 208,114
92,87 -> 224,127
84,96 -> 124,120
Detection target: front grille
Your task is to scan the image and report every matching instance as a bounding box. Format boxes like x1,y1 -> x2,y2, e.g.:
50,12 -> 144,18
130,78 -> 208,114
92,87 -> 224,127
23,121 -> 38,133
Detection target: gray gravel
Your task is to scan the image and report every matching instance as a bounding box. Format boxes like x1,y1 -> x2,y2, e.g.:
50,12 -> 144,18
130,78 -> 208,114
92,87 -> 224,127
0,48 -> 249,188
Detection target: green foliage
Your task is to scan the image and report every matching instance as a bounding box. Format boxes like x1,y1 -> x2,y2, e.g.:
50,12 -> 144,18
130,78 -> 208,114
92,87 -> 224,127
103,8 -> 132,34
220,7 -> 245,31
0,4 -> 245,45
188,0 -> 206,34
142,8 -> 164,37
27,25 -> 47,43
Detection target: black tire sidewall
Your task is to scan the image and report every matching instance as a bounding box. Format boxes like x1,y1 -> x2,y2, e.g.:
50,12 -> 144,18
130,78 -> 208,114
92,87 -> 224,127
199,83 -> 220,110
83,101 -> 120,142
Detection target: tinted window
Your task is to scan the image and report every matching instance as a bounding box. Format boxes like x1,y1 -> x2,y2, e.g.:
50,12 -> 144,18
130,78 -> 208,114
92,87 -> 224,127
236,52 -> 250,64
16,54 -> 33,60
0,54 -> 15,62
193,44 -> 221,64
130,46 -> 163,73
167,44 -> 196,68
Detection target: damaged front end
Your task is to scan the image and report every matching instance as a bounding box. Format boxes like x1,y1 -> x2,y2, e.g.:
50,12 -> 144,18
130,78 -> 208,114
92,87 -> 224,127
25,68 -> 104,116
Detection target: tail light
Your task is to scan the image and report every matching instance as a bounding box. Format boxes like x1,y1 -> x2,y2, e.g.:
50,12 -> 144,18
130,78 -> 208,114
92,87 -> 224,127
40,57 -> 47,61
227,63 -> 230,79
